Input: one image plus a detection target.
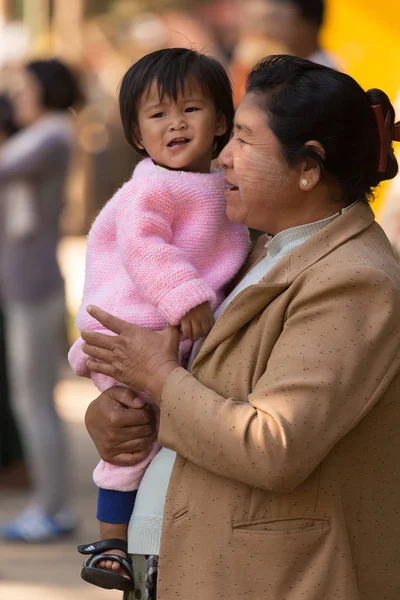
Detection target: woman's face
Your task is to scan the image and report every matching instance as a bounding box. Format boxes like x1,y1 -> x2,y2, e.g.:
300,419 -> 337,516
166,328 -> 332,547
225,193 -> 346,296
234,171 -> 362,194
219,92 -> 298,234
12,68 -> 44,126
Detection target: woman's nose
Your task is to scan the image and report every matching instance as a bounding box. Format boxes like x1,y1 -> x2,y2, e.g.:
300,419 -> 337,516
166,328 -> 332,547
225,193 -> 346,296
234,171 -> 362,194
219,140 -> 233,169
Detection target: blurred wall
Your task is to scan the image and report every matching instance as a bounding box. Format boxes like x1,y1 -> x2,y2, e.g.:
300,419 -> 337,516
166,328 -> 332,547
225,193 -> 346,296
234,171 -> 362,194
323,0 -> 400,212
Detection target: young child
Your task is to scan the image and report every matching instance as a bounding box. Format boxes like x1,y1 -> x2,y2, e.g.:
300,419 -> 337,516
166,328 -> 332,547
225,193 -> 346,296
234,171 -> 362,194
69,48 -> 249,591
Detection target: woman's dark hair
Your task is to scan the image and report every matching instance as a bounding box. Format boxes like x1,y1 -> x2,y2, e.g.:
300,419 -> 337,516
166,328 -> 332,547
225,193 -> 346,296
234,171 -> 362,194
246,55 -> 398,203
27,58 -> 83,111
119,48 -> 234,159
0,94 -> 18,138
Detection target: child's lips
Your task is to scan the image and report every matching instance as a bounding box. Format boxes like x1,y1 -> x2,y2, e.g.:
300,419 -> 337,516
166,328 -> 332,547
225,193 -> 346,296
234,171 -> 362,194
167,137 -> 190,148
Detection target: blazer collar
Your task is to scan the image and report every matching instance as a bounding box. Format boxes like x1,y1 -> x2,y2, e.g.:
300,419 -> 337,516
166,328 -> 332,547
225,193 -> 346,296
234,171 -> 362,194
261,200 -> 374,286
192,201 -> 375,370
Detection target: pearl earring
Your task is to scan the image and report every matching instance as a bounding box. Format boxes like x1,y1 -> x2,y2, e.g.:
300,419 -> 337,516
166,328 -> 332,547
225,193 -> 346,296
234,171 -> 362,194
300,178 -> 309,187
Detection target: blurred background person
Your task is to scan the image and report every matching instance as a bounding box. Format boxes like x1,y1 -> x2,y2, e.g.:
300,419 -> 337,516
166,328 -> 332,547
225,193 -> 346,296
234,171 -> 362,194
230,0 -> 336,243
261,0 -> 335,67
0,58 -> 83,542
195,0 -> 242,63
230,0 -> 336,107
0,93 -> 27,489
230,0 -> 290,107
77,17 -> 141,228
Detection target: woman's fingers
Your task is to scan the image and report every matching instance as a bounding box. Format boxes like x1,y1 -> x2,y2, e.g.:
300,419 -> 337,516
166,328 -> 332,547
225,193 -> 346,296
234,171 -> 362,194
115,426 -> 156,444
100,432 -> 158,465
81,328 -> 116,350
82,342 -> 113,363
86,305 -> 131,334
109,449 -> 157,468
110,432 -> 158,453
83,317 -> 180,398
103,386 -> 147,410
85,389 -> 156,450
106,421 -> 154,442
113,405 -> 155,429
86,359 -> 116,378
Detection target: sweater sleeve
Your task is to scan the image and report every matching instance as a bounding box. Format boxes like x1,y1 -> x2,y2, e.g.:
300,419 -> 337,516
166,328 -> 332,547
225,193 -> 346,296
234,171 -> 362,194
115,178 -> 216,325
0,131 -> 68,182
159,266 -> 400,492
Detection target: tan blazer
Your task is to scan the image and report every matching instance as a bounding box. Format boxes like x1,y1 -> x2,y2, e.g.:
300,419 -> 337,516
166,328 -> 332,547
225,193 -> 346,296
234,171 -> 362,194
158,201 -> 400,600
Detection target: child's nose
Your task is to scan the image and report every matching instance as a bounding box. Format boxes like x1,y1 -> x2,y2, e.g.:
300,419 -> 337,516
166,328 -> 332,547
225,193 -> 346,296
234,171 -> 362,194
169,115 -> 187,131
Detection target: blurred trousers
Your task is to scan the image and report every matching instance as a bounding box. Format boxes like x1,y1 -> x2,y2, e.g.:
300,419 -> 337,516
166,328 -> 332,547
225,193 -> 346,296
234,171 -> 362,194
4,289 -> 72,514
0,307 -> 24,469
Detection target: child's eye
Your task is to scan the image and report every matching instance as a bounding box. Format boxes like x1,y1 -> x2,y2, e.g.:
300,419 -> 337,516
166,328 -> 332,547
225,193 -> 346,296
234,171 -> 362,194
151,112 -> 166,119
185,107 -> 199,113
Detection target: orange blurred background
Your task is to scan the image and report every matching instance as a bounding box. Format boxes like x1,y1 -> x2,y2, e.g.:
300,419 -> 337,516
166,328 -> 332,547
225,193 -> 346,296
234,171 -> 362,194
323,0 -> 400,212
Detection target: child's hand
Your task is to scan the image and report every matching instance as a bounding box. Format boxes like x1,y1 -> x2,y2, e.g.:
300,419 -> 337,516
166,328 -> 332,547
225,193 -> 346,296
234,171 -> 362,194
180,302 -> 215,341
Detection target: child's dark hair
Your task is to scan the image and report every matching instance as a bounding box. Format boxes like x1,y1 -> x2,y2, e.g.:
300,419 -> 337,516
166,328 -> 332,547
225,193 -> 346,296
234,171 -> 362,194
119,48 -> 234,159
246,55 -> 398,203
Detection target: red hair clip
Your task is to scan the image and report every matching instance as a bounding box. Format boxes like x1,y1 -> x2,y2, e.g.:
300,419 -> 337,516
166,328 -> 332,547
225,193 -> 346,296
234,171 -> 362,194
371,104 -> 400,172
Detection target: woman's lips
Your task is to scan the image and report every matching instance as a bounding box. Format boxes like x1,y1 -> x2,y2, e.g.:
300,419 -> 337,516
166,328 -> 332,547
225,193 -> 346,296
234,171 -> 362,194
224,179 -> 239,191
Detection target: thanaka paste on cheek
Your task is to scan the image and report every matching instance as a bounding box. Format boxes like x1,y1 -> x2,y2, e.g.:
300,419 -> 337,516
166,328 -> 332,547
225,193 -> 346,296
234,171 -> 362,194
231,143 -> 289,231
227,95 -> 294,231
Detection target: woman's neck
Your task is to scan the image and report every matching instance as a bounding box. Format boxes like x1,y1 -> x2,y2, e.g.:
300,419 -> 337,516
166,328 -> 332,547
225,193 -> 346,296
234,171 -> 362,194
270,189 -> 350,236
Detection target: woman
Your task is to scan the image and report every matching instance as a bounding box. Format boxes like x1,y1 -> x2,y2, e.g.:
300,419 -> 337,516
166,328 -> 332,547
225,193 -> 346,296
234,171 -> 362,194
0,59 -> 82,541
83,56 -> 400,599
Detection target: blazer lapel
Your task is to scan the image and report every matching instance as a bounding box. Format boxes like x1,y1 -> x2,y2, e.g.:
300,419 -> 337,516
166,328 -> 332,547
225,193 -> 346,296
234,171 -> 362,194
282,200 -> 375,282
193,201 -> 376,367
194,281 -> 291,363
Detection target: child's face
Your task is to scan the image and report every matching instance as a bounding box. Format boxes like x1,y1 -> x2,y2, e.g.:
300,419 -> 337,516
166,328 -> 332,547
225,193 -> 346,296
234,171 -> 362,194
134,79 -> 227,173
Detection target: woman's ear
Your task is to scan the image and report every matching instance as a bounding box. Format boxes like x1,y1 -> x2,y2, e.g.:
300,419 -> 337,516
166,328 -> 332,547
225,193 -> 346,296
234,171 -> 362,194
215,113 -> 228,137
299,140 -> 326,191
132,124 -> 145,150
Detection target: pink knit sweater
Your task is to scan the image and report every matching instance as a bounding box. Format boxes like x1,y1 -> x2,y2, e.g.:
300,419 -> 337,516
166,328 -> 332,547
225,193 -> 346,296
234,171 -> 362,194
69,158 -> 249,378
68,159 -> 249,492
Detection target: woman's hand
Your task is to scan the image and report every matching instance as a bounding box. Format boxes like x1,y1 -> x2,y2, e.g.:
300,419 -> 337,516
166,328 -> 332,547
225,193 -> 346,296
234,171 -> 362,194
85,386 -> 157,466
81,305 -> 180,403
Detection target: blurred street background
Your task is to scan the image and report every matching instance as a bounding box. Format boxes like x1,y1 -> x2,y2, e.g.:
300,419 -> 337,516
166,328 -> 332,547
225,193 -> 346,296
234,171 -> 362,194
0,238 -> 122,599
0,0 -> 400,598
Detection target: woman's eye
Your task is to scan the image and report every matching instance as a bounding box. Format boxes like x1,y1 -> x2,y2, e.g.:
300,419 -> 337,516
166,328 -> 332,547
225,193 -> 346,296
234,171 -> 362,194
151,112 -> 165,119
185,107 -> 199,113
231,132 -> 247,144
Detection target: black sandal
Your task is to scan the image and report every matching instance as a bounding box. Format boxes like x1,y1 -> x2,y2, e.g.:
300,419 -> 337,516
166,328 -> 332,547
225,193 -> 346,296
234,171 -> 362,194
77,538 -> 134,591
